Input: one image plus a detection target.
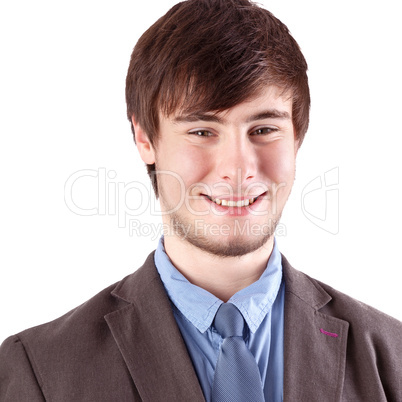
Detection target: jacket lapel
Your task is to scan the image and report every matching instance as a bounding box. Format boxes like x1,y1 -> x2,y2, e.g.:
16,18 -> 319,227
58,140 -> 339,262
282,255 -> 349,401
104,251 -> 350,400
105,252 -> 205,401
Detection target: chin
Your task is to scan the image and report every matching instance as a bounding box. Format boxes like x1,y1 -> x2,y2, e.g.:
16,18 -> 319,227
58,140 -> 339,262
188,234 -> 272,258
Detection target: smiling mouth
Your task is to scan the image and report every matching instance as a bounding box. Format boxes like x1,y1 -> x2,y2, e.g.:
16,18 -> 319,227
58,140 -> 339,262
204,193 -> 266,207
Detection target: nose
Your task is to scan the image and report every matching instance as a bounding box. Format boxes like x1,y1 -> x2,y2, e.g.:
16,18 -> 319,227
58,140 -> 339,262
216,136 -> 257,186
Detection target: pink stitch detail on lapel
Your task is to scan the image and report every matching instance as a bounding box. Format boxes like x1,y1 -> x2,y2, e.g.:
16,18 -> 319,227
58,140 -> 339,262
320,328 -> 339,338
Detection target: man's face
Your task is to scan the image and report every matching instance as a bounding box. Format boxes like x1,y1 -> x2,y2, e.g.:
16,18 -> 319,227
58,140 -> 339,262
142,86 -> 298,257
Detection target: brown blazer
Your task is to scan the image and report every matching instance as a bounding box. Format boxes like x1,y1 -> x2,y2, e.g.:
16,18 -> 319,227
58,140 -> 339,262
1,252 -> 401,401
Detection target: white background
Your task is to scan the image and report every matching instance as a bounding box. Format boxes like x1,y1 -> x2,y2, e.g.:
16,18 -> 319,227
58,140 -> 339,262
1,0 -> 401,343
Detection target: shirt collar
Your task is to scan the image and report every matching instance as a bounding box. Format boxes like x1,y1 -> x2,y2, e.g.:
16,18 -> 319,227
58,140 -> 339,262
154,237 -> 283,334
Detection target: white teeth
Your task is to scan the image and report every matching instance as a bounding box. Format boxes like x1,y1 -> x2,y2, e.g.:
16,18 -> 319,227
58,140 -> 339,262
211,197 -> 257,207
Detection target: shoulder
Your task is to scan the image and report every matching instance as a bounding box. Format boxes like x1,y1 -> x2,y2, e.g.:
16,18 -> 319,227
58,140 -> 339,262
0,252 -> 158,361
5,251 -> 157,345
7,253 -> 156,347
311,275 -> 402,398
283,254 -> 402,368
315,277 -> 402,330
0,252 -> 158,399
282,254 -> 402,332
0,281 -> 123,399
282,255 -> 402,398
311,273 -> 402,341
18,280 -> 121,347
0,280 -> 123,387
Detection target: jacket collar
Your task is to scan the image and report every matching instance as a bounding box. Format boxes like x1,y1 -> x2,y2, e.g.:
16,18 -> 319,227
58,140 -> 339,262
282,254 -> 349,401
105,251 -> 349,401
105,252 -> 205,401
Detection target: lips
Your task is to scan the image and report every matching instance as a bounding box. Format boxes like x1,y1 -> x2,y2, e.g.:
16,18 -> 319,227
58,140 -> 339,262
204,192 -> 266,207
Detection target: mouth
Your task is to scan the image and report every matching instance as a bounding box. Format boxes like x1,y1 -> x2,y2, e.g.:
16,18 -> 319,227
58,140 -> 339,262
203,192 -> 266,207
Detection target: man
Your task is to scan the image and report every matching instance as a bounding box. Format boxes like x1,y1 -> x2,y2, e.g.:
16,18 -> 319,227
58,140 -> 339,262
1,0 -> 401,401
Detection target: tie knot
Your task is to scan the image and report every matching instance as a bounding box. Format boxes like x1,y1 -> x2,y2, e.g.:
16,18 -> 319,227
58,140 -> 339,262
213,303 -> 245,339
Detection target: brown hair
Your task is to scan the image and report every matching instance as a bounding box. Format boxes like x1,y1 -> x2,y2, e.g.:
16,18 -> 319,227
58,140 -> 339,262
126,0 -> 310,197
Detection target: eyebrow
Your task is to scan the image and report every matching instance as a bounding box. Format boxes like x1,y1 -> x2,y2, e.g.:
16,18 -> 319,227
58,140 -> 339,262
172,109 -> 291,124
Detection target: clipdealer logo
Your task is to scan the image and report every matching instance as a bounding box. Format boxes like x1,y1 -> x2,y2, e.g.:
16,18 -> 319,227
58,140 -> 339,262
64,167 -> 339,236
64,168 -> 162,228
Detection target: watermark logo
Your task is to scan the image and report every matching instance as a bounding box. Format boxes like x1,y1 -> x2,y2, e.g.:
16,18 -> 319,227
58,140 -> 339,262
64,168 -> 157,227
127,218 -> 287,240
301,167 -> 339,235
64,167 -> 287,224
64,167 -> 339,236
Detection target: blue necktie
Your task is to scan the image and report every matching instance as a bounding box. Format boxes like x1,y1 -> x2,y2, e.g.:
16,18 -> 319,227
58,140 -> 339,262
211,303 -> 265,401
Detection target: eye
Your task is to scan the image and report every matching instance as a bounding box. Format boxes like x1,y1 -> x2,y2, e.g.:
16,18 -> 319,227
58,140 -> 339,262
188,130 -> 214,137
250,127 -> 278,136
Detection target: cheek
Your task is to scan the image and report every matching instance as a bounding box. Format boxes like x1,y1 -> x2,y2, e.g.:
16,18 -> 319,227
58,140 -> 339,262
159,143 -> 214,190
258,144 -> 296,185
171,147 -> 213,184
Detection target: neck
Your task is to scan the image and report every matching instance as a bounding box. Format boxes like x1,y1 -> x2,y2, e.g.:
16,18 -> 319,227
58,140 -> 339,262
163,236 -> 274,302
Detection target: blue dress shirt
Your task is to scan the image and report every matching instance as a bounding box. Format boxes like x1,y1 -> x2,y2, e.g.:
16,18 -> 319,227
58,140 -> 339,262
154,238 -> 285,401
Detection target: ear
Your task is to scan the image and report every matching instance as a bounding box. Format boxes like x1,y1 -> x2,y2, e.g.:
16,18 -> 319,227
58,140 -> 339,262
132,116 -> 156,165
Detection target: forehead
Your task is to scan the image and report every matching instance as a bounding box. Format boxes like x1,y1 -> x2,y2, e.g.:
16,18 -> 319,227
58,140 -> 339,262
165,86 -> 293,124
